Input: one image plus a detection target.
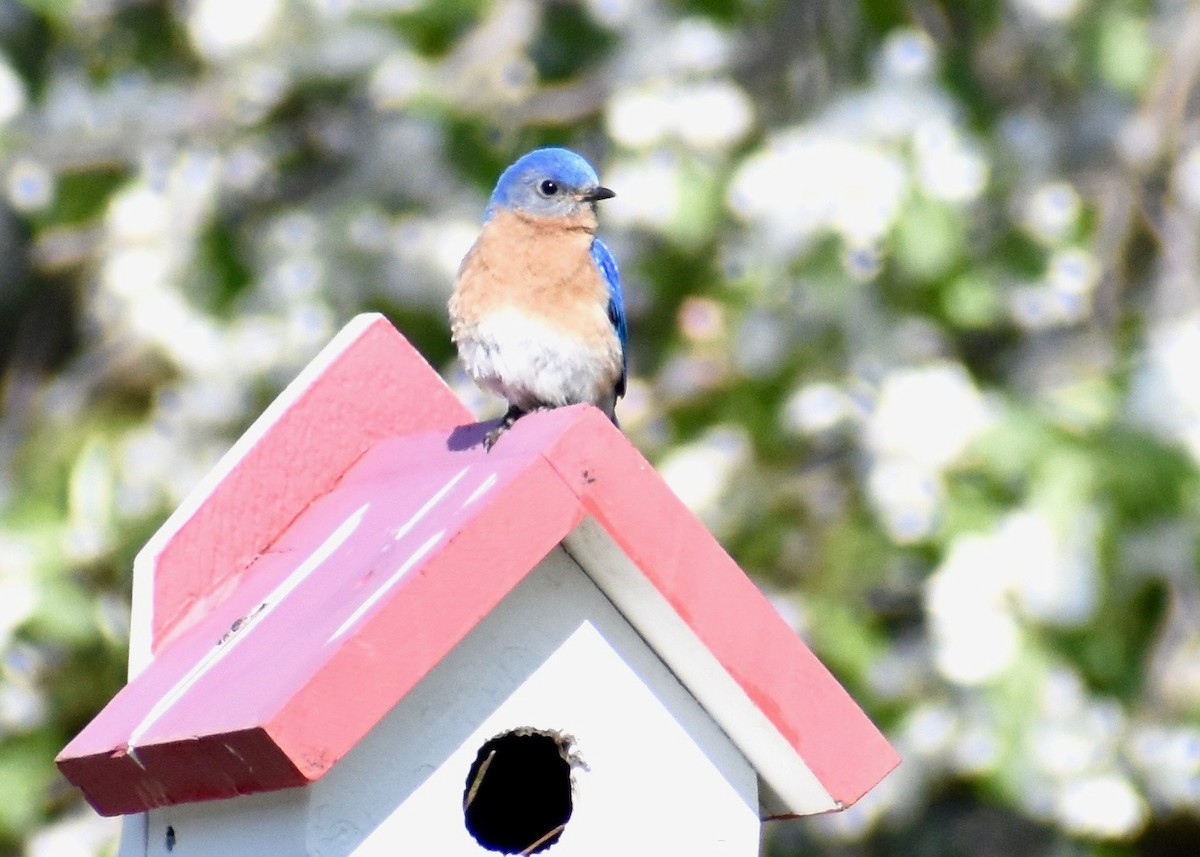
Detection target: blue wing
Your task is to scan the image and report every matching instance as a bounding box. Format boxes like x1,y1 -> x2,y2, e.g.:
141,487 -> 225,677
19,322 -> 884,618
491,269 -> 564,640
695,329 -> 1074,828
590,237 -> 627,398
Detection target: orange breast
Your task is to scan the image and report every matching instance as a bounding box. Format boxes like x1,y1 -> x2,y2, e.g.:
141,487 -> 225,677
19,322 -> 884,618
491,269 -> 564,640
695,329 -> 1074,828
450,209 -> 613,345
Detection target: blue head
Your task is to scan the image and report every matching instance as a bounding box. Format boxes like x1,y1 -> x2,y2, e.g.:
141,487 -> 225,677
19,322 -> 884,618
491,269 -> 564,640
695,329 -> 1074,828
486,147 -> 615,220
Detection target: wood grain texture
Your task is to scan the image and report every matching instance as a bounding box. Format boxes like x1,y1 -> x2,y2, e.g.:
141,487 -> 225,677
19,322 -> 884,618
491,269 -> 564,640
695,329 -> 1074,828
59,401 -> 897,819
137,314 -> 471,659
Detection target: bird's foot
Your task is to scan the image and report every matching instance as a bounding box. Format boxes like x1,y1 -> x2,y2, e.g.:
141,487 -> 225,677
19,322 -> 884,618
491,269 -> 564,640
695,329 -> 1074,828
481,425 -> 506,451
483,405 -> 526,452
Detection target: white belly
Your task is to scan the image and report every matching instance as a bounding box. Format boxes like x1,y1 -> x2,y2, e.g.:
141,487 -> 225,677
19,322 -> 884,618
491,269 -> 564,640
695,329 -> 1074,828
456,309 -> 621,414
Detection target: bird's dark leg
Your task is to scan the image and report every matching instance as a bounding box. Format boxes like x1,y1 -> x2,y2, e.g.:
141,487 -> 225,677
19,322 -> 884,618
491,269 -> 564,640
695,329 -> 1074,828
483,404 -> 526,451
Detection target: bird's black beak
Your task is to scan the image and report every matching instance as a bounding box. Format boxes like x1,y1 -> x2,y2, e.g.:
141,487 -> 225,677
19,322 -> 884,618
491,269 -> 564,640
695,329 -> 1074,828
581,186 -> 616,202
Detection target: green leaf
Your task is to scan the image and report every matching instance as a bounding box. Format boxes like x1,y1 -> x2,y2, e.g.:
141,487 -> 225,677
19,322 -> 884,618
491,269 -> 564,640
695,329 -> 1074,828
894,195 -> 965,284
1095,11 -> 1157,95
0,733 -> 57,840
942,272 -> 1003,329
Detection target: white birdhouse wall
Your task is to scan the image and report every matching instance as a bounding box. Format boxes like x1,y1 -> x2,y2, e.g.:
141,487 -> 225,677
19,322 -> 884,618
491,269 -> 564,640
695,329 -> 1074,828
135,546 -> 762,856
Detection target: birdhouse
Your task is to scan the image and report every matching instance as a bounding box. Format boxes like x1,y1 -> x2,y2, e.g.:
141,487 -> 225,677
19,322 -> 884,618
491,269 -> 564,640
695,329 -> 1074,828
57,314 -> 899,856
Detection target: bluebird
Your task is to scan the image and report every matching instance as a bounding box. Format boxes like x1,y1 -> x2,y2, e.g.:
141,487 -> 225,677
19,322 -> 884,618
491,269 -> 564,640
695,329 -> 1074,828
450,147 -> 627,450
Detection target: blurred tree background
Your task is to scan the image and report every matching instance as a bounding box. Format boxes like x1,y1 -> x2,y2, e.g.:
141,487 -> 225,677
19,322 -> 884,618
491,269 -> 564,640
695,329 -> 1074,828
1,0 -> 1199,854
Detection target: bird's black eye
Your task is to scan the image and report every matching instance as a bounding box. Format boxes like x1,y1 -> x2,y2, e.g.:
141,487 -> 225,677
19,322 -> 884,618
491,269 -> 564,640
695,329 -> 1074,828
539,179 -> 559,196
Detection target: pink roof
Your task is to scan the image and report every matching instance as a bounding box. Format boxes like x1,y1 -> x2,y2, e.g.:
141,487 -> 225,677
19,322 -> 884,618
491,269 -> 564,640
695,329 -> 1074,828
56,314 -> 898,818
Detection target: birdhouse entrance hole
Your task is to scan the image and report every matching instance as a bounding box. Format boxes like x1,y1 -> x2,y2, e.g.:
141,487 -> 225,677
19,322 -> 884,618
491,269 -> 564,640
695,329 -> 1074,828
463,728 -> 577,854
